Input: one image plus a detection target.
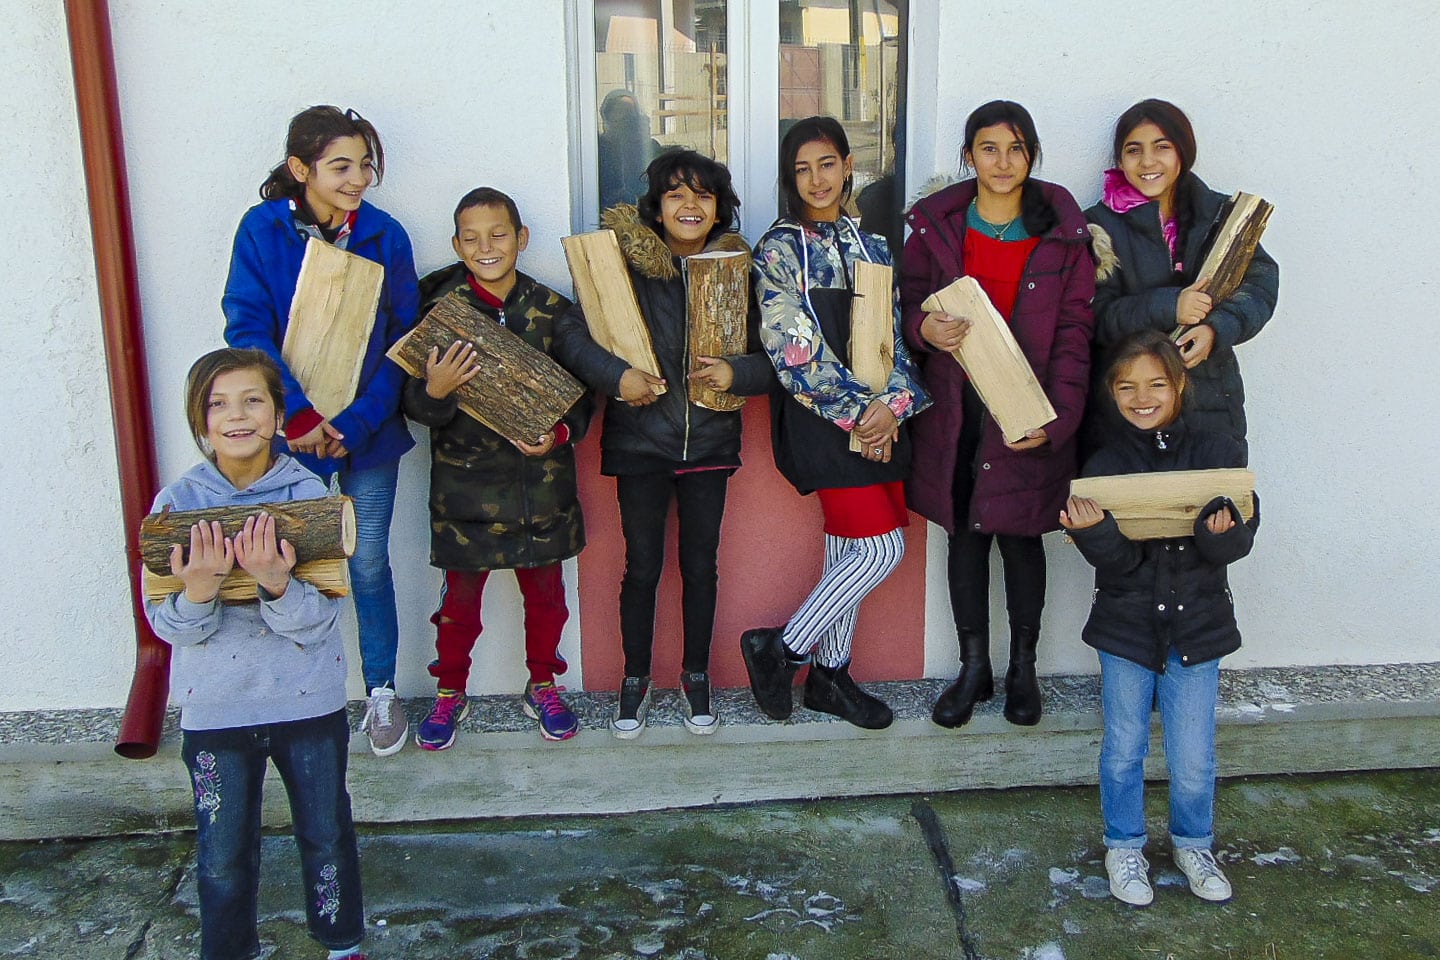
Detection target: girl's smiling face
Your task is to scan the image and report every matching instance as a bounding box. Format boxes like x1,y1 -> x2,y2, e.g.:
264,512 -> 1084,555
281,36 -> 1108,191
965,123 -> 1031,201
1119,121 -> 1181,213
288,133 -> 375,227
658,180 -> 717,256
1110,353 -> 1181,431
793,138 -> 853,221
206,368 -> 281,471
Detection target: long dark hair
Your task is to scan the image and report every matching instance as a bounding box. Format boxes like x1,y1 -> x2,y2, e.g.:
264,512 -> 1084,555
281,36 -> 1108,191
259,106 -> 385,201
777,116 -> 853,221
1111,99 -> 1198,256
635,148 -> 741,242
960,100 -> 1056,237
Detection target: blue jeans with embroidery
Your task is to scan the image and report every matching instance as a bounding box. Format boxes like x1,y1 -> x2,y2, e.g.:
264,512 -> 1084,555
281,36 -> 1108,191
1098,650 -> 1220,851
339,459 -> 400,690
182,710 -> 363,959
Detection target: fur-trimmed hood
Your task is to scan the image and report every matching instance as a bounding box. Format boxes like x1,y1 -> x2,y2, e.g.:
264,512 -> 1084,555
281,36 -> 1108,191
602,203 -> 751,281
1089,223 -> 1120,282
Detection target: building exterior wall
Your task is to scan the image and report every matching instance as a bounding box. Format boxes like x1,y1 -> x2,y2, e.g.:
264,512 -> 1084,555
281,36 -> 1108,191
1,1 -> 1436,712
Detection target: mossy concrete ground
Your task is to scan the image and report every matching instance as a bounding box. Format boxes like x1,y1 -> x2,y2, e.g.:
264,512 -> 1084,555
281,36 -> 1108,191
0,770 -> 1435,959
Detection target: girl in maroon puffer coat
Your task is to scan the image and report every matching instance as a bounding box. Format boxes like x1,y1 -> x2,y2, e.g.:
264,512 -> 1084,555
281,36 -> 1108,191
900,100 -> 1095,729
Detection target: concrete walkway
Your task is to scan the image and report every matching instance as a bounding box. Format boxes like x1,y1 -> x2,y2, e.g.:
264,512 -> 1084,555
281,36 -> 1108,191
1,770 -> 1436,959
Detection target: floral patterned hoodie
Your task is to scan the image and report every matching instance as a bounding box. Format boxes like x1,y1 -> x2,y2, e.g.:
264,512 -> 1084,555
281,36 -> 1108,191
753,216 -> 929,432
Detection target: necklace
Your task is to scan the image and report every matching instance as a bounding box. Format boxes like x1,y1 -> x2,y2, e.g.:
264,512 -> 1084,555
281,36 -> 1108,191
971,198 -> 1021,240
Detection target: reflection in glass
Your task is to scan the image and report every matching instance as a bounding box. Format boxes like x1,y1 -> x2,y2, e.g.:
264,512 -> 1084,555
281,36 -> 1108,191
595,1 -> 729,213
779,0 -> 907,254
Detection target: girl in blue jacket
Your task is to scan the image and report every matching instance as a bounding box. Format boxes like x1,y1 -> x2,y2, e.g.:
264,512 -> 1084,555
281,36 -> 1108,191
223,105 -> 419,757
146,348 -> 364,960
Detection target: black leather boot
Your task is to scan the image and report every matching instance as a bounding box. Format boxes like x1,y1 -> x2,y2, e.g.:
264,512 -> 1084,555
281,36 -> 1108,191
803,661 -> 893,729
740,626 -> 804,720
931,629 -> 994,728
1003,624 -> 1042,726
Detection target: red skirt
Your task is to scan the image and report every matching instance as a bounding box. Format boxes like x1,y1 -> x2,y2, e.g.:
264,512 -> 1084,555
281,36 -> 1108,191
815,481 -> 910,538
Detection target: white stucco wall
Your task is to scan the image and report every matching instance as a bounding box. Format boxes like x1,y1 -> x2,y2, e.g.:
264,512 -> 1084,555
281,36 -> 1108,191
2,1 -> 1437,712
920,0 -> 1440,676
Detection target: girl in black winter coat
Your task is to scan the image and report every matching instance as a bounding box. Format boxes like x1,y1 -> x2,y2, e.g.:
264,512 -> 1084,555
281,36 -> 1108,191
1084,99 -> 1278,463
1061,331 -> 1259,909
554,150 -> 772,741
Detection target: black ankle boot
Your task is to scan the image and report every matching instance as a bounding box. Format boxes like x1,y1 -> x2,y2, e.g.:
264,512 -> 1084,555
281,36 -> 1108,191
803,661 -> 893,729
740,626 -> 804,720
1003,624 -> 1042,726
932,629 -> 994,728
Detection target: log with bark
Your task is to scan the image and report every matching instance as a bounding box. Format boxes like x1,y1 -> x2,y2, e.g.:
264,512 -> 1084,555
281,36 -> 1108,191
562,229 -> 666,394
922,276 -> 1056,443
387,291 -> 585,445
685,249 -> 751,412
281,238 -> 386,418
1069,468 -> 1256,540
847,261 -> 895,452
1173,192 -> 1274,339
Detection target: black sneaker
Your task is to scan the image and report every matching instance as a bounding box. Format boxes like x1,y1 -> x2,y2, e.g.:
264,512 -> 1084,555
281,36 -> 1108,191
803,661 -> 893,729
610,676 -> 651,740
680,671 -> 719,735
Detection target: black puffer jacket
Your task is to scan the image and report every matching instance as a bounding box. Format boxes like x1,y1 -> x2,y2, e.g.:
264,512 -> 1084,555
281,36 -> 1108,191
553,205 -> 773,475
1085,173 -> 1278,461
404,266 -> 591,571
1070,417 -> 1259,673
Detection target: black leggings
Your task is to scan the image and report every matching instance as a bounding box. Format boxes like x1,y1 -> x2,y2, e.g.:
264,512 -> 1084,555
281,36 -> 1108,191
615,470 -> 730,677
947,385 -> 1045,634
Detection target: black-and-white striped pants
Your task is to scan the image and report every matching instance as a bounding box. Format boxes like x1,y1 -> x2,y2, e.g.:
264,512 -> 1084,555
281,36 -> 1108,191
780,528 -> 905,667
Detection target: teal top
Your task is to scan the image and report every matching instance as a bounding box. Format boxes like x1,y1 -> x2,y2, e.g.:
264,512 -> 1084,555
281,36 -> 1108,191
966,199 -> 1032,242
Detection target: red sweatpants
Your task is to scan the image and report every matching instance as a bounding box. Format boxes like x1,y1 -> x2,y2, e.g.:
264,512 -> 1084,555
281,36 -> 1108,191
428,564 -> 569,692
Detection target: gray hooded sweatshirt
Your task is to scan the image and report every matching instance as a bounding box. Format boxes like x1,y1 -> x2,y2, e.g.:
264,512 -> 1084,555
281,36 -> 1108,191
144,455 -> 347,731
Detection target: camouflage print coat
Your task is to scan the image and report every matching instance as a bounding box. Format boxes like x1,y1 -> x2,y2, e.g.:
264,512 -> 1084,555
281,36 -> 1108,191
404,264 -> 592,571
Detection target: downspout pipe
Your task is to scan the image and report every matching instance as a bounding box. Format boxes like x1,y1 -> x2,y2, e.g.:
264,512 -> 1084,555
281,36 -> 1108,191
65,0 -> 168,760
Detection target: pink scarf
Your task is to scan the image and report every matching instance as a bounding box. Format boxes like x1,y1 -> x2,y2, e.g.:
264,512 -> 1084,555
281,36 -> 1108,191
1102,168 -> 1178,264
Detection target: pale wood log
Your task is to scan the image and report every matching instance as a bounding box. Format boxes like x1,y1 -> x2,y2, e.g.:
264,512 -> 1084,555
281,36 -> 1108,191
139,496 -> 356,574
685,250 -> 750,412
561,230 -> 666,394
387,292 -> 585,444
281,239 -> 385,418
1070,468 -> 1256,540
142,558 -> 351,603
922,276 -> 1056,443
847,261 -> 895,452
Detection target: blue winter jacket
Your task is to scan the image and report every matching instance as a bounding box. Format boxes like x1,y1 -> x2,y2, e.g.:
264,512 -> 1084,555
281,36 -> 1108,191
222,198 -> 419,473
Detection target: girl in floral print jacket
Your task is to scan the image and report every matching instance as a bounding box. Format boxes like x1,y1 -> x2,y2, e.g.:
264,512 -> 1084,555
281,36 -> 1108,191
741,116 -> 929,731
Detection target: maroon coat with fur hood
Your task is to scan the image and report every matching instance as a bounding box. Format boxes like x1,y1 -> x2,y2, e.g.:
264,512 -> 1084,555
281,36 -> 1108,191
900,178 -> 1096,536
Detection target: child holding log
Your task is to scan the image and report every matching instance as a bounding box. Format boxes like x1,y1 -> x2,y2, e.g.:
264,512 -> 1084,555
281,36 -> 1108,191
1061,330 -> 1259,907
1085,99 -> 1279,461
899,100 -> 1095,730
145,348 -> 365,960
404,188 -> 592,747
554,150 -> 773,739
223,105 -> 420,757
740,116 -> 929,730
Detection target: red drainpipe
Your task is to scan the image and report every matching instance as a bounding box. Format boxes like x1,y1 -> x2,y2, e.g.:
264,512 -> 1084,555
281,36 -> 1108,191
65,0 -> 168,760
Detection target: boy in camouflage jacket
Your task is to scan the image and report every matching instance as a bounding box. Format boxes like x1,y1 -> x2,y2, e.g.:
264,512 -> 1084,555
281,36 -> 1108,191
403,188 -> 592,746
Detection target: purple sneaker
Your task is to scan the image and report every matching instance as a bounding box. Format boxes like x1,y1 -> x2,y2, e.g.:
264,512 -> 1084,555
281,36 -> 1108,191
523,681 -> 580,741
415,690 -> 469,751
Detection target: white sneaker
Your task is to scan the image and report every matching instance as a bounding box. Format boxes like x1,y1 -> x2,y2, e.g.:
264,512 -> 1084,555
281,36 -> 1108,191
1174,847 -> 1233,902
1105,848 -> 1154,906
361,686 -> 408,757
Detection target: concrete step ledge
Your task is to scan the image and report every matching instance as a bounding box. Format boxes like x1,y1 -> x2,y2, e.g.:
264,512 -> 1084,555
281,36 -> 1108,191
3,663 -> 1437,840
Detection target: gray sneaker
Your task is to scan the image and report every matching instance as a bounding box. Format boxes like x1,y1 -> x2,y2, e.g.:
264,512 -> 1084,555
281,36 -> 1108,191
361,686 -> 408,756
1105,848 -> 1153,907
1174,847 -> 1233,902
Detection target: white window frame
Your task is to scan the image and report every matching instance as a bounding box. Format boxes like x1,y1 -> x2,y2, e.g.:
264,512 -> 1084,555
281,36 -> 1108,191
566,1 -> 938,244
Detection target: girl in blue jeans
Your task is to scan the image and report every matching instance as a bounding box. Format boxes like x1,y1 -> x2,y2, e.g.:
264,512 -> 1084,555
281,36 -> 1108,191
1061,330 -> 1259,907
146,349 -> 364,960
223,106 -> 419,756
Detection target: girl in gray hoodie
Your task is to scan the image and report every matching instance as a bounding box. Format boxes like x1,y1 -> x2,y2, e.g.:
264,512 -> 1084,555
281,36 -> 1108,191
144,348 -> 364,960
